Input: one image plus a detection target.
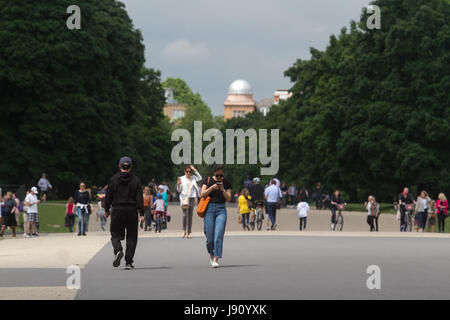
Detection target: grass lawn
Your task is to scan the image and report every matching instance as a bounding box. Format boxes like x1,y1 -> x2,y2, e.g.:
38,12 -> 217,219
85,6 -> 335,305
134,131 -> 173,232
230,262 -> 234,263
24,203 -> 70,233
1,201 -> 70,234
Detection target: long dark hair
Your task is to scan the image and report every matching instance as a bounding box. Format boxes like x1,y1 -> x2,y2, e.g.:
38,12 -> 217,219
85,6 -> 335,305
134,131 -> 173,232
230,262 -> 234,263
213,164 -> 225,174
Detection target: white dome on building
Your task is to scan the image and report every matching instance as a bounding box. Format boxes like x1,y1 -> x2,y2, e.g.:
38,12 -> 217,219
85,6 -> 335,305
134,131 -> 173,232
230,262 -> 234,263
228,79 -> 252,95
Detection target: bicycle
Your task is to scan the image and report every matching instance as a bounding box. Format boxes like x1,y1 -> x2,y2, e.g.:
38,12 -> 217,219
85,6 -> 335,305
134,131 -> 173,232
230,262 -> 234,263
253,201 -> 265,231
403,203 -> 414,232
331,203 -> 346,231
336,203 -> 345,231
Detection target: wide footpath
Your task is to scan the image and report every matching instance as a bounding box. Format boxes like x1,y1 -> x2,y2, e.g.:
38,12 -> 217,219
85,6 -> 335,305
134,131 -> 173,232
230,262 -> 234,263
1,204 -> 450,300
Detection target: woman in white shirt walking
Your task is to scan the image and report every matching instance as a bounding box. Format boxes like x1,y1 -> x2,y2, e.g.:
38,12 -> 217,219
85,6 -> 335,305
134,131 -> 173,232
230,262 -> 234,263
415,191 -> 431,232
177,165 -> 202,239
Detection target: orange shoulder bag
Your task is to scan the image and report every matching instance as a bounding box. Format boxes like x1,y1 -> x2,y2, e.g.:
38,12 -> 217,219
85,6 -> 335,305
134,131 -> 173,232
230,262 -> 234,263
197,177 -> 211,218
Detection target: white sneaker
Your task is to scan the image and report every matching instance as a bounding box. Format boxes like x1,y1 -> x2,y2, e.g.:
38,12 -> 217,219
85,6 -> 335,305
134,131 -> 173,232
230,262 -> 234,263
331,224 -> 335,231
212,261 -> 219,268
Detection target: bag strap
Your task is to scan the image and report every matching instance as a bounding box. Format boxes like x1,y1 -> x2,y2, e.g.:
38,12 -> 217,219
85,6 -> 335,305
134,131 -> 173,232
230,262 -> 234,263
201,177 -> 211,199
187,178 -> 194,196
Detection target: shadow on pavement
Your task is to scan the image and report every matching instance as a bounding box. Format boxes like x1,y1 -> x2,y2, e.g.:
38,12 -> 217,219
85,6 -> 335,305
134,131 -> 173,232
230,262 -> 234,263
218,264 -> 260,269
132,266 -> 173,270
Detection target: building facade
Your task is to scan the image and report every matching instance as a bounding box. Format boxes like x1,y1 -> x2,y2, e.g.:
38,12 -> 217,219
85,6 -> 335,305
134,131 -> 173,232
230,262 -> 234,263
273,89 -> 292,105
163,88 -> 187,122
223,80 -> 256,121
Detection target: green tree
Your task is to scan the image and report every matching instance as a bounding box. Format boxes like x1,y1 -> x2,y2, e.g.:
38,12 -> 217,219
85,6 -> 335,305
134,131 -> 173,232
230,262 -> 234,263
162,77 -> 215,132
122,68 -> 173,186
0,0 -> 173,197
277,0 -> 450,201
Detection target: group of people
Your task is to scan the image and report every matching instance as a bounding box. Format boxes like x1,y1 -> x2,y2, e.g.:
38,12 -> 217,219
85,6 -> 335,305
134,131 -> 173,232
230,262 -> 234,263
0,187 -> 41,238
62,179 -> 173,236
1,160 -> 449,272
395,188 -> 448,233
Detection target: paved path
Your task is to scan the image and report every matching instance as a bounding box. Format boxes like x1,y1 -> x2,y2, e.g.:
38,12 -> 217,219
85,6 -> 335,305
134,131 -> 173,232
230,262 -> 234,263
83,203 -> 401,234
71,235 -> 450,300
2,231 -> 450,299
1,204 -> 448,300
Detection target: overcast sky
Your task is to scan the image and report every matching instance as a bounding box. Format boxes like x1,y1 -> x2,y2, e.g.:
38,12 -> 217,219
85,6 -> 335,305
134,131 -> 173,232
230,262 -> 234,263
120,0 -> 371,115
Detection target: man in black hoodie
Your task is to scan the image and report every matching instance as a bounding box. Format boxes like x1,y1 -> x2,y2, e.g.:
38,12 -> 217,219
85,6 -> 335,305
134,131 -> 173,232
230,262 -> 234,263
105,156 -> 143,269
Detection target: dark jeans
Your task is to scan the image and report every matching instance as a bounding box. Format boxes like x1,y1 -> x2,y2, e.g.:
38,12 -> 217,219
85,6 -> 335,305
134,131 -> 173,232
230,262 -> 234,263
367,215 -> 375,231
110,206 -> 138,264
266,202 -> 278,227
299,217 -> 307,230
437,212 -> 447,233
417,209 -> 428,229
144,207 -> 152,230
282,195 -> 287,208
67,214 -> 75,232
241,212 -> 250,229
330,207 -> 337,223
316,198 -> 322,210
400,206 -> 407,232
374,215 -> 379,231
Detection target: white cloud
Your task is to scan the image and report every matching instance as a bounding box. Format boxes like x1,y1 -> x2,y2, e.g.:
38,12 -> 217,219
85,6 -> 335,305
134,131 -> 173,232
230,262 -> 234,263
161,40 -> 211,61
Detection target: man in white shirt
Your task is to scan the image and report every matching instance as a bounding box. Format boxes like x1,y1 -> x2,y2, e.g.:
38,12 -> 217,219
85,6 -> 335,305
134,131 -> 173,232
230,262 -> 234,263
264,180 -> 282,230
273,177 -> 281,188
24,187 -> 40,237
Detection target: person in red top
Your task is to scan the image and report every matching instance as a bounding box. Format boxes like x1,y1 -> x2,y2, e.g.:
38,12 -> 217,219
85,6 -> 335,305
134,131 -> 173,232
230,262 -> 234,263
65,197 -> 75,232
436,193 -> 449,233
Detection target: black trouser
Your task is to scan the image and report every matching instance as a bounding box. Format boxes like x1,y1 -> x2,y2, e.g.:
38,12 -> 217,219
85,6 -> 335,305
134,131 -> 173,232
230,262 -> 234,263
374,215 -> 379,231
67,214 -> 75,232
110,206 -> 138,264
417,209 -> 428,229
299,217 -> 307,230
316,199 -> 322,210
289,195 -> 296,206
143,207 -> 153,230
367,216 -> 375,231
437,212 -> 447,233
400,206 -> 407,231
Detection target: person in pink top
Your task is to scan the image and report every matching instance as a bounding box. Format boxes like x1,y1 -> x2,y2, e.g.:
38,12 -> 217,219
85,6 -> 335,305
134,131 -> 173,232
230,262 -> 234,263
65,197 -> 76,232
436,193 -> 449,233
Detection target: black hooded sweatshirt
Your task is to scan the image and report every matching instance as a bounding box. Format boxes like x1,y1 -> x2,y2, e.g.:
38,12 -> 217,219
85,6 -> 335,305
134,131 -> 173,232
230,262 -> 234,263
105,171 -> 143,214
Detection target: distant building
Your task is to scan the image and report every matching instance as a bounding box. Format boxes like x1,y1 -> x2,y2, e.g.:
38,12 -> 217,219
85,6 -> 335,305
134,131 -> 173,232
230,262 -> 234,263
163,88 -> 187,122
273,89 -> 292,105
223,80 -> 256,121
256,98 -> 274,116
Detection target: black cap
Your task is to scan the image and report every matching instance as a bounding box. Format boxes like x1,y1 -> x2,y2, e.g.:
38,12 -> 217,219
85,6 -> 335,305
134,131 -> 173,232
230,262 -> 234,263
119,156 -> 132,168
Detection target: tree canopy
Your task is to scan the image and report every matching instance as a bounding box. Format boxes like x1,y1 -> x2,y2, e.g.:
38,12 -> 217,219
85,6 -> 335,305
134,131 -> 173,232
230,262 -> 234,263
0,0 -> 172,197
275,0 -> 450,201
162,77 -> 216,132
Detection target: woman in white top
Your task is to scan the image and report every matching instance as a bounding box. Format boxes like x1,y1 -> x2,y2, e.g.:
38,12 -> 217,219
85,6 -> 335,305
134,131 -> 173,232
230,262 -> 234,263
415,191 -> 431,232
177,165 -> 202,239
365,196 -> 379,232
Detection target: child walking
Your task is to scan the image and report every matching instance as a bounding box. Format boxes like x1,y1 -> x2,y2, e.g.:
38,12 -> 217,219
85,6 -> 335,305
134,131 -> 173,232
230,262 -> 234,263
427,200 -> 437,233
65,197 -> 75,232
297,200 -> 309,231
